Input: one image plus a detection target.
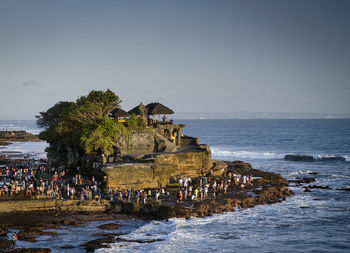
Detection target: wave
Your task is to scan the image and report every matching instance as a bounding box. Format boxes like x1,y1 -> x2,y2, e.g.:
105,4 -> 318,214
210,147 -> 283,160
284,154 -> 347,162
211,147 -> 349,163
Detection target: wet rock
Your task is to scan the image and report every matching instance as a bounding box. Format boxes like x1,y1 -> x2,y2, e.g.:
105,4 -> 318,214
336,188 -> 350,191
289,178 -> 316,184
12,222 -> 61,231
0,225 -> 8,236
116,237 -> 165,244
17,230 -> 60,242
60,245 -> 75,249
92,232 -> 125,237
60,219 -> 80,226
0,237 -> 13,248
5,248 -> 51,253
83,236 -> 116,252
304,188 -> 312,192
306,185 -> 332,190
309,172 -> 318,175
97,223 -> 121,230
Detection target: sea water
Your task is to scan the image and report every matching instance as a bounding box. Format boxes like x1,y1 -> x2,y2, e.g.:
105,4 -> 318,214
2,119 -> 350,252
0,120 -> 48,158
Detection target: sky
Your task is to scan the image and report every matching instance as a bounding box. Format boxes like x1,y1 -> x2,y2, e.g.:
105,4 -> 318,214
0,0 -> 349,119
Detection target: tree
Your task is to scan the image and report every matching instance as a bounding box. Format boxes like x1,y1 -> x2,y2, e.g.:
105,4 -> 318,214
36,89 -> 124,155
69,89 -> 121,128
36,101 -> 76,144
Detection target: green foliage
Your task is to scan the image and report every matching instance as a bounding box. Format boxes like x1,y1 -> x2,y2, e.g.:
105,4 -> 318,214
36,89 -> 124,155
70,89 -> 121,128
81,118 -> 125,155
126,113 -> 147,131
36,101 -> 76,144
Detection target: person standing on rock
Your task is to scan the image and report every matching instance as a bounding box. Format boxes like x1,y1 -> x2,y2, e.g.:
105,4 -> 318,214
12,232 -> 18,249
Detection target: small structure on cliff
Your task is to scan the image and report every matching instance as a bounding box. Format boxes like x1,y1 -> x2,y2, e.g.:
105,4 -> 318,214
109,108 -> 129,122
146,102 -> 174,121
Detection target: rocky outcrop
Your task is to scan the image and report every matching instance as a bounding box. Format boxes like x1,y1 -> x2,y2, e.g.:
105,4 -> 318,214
0,131 -> 41,142
83,237 -> 116,252
97,223 -> 121,230
114,131 -> 177,155
103,145 -> 213,189
46,130 -> 178,168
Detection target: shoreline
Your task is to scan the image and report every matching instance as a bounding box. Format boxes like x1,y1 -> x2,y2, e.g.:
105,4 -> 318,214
0,162 -> 294,252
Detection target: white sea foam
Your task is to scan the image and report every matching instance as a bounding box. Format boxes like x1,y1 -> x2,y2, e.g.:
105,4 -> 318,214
210,147 -> 283,160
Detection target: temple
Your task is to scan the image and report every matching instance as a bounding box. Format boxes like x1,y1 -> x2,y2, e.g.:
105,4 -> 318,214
100,102 -> 215,190
111,102 -> 185,147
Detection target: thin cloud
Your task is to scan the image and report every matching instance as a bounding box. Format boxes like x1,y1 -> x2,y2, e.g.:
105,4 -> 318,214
260,87 -> 272,93
21,80 -> 42,88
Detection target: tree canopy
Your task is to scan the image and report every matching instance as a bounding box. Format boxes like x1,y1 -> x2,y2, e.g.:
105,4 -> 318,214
36,89 -> 134,155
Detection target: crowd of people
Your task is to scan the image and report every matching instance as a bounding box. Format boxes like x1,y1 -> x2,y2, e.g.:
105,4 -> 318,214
0,158 -> 254,205
175,171 -> 254,202
0,160 -> 102,200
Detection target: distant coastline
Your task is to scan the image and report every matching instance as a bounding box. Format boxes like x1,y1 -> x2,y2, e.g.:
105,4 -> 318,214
1,113 -> 350,121
172,112 -> 350,120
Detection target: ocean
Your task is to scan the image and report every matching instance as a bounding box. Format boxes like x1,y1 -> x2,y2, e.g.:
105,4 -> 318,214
1,119 -> 350,252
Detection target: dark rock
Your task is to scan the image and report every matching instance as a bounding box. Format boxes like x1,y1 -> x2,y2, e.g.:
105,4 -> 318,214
289,178 -> 316,184
307,185 -> 332,190
4,248 -> 51,253
17,230 -> 60,242
97,223 -> 121,230
336,188 -> 350,191
304,188 -> 312,192
309,172 -> 318,175
0,225 -> 8,236
60,219 -> 80,226
0,237 -> 13,248
60,245 -> 75,249
92,232 -> 125,237
116,237 -> 165,244
83,236 -> 116,252
284,154 -> 314,162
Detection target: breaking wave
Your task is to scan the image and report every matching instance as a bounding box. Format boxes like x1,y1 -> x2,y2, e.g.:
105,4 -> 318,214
211,147 -> 349,163
210,147 -> 283,160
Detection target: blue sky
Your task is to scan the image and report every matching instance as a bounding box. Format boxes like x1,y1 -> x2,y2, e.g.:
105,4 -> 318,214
0,0 -> 349,119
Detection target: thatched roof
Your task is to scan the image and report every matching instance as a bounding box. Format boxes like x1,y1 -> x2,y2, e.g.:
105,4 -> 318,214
128,103 -> 147,115
110,107 -> 129,118
146,102 -> 174,115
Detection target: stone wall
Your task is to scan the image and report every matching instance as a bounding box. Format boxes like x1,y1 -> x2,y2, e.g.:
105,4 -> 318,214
0,199 -> 110,214
102,145 -> 213,190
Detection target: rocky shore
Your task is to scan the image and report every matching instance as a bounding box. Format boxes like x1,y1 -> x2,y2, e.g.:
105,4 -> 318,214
0,131 -> 42,163
0,161 -> 294,252
0,131 -> 41,143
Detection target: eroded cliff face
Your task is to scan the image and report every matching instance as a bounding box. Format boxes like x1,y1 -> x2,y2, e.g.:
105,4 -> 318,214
102,145 -> 213,189
46,130 -> 177,168
114,131 -> 177,155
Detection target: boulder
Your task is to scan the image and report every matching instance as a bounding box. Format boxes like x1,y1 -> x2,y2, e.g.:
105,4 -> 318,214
97,223 -> 121,230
